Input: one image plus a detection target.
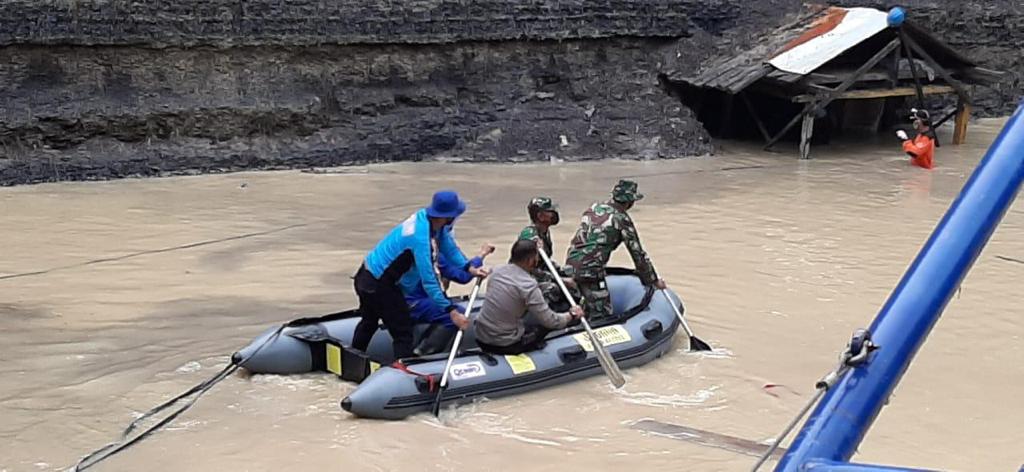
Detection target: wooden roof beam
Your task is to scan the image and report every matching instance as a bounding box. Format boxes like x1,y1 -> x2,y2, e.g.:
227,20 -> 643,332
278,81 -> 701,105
765,37 -> 902,150
791,84 -> 956,103
805,67 -> 972,86
806,71 -> 895,84
899,30 -> 927,107
902,33 -> 972,104
739,91 -> 772,144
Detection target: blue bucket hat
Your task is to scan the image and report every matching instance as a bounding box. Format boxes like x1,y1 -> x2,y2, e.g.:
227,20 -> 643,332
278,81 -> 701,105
426,190 -> 466,219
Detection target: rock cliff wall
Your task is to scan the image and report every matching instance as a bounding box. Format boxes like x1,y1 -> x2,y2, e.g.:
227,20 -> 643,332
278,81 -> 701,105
0,1 -> 1019,185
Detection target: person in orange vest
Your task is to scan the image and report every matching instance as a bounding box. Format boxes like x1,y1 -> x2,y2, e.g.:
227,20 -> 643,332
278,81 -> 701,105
896,108 -> 936,169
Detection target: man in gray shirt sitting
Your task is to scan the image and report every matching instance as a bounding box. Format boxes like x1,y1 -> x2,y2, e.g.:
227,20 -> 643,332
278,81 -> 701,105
475,239 -> 584,355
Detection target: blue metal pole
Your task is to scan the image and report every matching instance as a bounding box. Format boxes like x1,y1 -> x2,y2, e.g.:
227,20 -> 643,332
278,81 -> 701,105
776,101 -> 1024,471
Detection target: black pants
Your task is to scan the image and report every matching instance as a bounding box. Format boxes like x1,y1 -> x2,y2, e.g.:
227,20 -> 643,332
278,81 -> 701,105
351,265 -> 415,360
477,324 -> 551,355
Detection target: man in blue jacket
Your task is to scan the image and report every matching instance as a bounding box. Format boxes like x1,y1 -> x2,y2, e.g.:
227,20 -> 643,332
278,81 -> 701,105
409,243 -> 495,355
352,190 -> 489,359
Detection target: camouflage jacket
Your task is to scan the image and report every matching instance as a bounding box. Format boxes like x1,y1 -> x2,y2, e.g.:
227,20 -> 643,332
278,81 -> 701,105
519,224 -> 554,258
518,224 -> 561,281
564,201 -> 658,284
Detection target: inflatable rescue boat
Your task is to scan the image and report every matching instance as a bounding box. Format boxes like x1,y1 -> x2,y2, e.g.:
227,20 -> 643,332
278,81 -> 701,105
233,269 -> 682,419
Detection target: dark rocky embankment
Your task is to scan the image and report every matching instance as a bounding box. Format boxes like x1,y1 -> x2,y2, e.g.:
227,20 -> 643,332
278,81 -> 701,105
0,39 -> 713,184
0,0 -> 735,185
0,1 -> 1020,186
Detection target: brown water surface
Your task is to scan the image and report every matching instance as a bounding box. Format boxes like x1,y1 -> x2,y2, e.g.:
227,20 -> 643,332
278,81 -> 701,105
1,121 -> 1021,471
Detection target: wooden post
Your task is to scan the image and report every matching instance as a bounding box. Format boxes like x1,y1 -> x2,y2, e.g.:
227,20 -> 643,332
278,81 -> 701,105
800,112 -> 815,159
899,30 -> 926,108
889,45 -> 901,88
740,92 -> 772,144
954,97 -> 971,145
837,100 -> 849,133
766,38 -> 901,150
899,31 -> 943,147
906,29 -> 972,145
720,94 -> 735,138
765,103 -> 811,150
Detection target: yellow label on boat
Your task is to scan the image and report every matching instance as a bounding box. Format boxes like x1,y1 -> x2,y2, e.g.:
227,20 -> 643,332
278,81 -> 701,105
326,344 -> 343,375
505,354 -> 537,375
573,325 -> 631,352
370,361 -> 381,373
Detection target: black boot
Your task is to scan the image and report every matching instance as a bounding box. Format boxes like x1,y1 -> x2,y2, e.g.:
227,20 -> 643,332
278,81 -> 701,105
413,325 -> 457,356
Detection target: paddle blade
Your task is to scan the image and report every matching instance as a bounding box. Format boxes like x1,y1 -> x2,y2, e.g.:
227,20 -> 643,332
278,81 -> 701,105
595,343 -> 627,388
577,317 -> 626,388
431,387 -> 445,417
689,335 -> 713,352
659,289 -> 712,352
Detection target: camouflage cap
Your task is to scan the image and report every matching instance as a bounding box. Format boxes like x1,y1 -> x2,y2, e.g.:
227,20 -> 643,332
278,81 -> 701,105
528,197 -> 558,212
612,179 -> 644,203
528,197 -> 560,224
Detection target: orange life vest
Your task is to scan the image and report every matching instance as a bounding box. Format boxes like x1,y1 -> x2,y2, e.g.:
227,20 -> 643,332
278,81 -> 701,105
903,133 -> 935,169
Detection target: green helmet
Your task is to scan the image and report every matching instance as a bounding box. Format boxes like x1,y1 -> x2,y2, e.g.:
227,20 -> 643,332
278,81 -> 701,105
612,179 -> 644,203
527,197 -> 560,225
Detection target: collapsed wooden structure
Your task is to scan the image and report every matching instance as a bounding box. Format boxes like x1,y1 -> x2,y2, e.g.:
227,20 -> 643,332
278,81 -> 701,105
664,6 -> 1002,158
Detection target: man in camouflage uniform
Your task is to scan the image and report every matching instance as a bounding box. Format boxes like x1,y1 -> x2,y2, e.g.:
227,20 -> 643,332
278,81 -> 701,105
564,180 -> 666,325
518,197 -> 579,310
519,197 -> 559,259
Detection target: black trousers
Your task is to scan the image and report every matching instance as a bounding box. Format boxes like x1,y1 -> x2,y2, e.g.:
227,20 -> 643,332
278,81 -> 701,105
351,265 -> 415,360
477,324 -> 552,355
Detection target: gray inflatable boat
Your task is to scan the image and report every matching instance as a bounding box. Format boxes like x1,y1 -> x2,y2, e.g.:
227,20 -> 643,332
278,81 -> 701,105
233,269 -> 683,420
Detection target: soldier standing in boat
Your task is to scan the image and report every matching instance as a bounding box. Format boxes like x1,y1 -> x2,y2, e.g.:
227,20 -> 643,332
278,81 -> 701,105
517,197 -> 579,310
564,179 -> 666,325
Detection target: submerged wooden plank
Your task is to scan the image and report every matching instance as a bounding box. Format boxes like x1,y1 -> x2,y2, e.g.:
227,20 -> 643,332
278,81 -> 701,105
800,113 -> 815,159
631,419 -> 787,458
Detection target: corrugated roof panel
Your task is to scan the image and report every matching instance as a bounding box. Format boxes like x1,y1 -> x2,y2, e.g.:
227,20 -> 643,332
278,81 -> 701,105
666,7 -> 825,89
768,7 -> 890,76
774,7 -> 849,57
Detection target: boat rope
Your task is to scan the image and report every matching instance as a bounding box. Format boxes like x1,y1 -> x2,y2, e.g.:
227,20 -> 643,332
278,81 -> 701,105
750,329 -> 877,472
391,360 -> 440,392
71,324 -> 287,471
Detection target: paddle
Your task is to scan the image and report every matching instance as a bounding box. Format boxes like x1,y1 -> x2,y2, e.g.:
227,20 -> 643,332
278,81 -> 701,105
660,289 -> 712,351
432,278 -> 483,417
537,249 -> 626,388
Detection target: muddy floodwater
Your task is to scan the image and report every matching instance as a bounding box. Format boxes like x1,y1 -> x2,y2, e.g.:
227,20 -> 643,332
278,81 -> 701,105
2,120 -> 1022,472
